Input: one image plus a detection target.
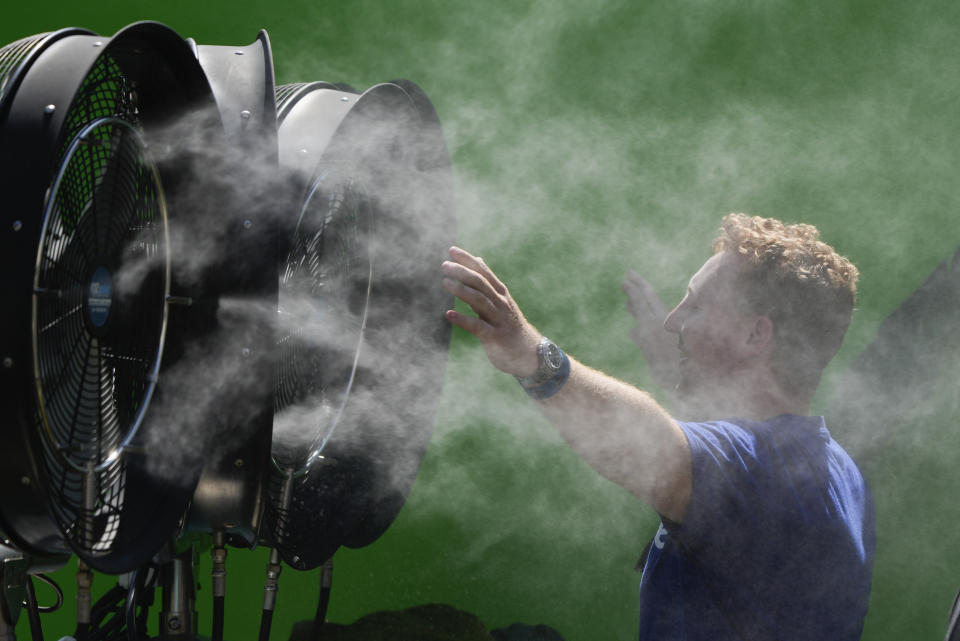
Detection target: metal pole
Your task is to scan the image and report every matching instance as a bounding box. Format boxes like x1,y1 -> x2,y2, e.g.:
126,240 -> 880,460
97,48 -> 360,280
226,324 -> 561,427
159,548 -> 195,640
211,532 -> 226,641
259,471 -> 294,641
75,559 -> 92,639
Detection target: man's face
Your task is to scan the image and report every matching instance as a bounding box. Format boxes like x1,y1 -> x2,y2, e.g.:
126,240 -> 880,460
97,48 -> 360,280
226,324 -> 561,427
663,251 -> 756,397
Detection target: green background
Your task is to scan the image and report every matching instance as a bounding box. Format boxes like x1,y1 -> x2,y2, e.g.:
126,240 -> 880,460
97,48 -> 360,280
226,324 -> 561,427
4,0 -> 960,639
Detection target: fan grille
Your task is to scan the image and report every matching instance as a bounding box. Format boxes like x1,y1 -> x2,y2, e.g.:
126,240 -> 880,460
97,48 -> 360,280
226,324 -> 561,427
31,54 -> 168,556
0,32 -> 49,102
268,168 -> 374,560
274,169 -> 373,469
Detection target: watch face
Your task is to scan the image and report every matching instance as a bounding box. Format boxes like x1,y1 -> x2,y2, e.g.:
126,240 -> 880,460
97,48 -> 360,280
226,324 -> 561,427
543,341 -> 563,370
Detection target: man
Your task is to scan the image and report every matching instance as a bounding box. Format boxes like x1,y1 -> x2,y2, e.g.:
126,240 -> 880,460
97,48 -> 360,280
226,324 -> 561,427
441,213 -> 875,640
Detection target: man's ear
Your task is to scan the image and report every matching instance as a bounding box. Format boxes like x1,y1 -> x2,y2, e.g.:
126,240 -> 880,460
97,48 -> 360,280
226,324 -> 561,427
746,315 -> 774,352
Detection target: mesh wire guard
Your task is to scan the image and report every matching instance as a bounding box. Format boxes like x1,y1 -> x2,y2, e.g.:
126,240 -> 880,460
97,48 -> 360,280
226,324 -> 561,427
0,33 -> 48,102
31,53 -> 169,557
268,169 -> 373,559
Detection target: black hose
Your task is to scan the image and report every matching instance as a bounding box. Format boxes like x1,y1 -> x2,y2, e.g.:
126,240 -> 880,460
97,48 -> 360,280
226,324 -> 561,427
90,613 -> 125,641
80,584 -> 125,641
125,569 -> 141,641
311,560 -> 333,641
313,586 -> 330,635
258,607 -> 273,641
88,585 -> 125,626
212,595 -> 225,641
259,548 -> 282,641
23,576 -> 44,641
31,574 -> 64,613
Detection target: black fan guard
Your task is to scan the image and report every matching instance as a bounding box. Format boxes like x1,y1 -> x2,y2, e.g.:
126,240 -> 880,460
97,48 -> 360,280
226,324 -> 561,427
265,80 -> 455,570
0,22 -> 226,573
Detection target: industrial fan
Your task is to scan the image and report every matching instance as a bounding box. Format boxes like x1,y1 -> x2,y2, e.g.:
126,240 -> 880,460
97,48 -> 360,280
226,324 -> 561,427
256,78 -> 454,638
0,22 -> 226,578
1,19 -> 456,641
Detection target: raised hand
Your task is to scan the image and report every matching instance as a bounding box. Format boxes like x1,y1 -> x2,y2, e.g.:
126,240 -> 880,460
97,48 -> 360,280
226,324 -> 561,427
442,246 -> 542,377
622,269 -> 680,392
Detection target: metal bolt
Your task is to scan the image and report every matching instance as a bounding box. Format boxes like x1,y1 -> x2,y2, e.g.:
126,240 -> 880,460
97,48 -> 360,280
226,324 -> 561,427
234,458 -> 244,468
168,616 -> 181,631
44,104 -> 56,115
241,347 -> 251,357
3,357 -> 12,368
12,220 -> 22,232
240,110 -> 251,120
20,476 -> 30,486
234,51 -> 244,56
242,219 -> 252,229
299,148 -> 309,155
292,555 -> 301,566
340,96 -> 349,102
93,41 -> 103,48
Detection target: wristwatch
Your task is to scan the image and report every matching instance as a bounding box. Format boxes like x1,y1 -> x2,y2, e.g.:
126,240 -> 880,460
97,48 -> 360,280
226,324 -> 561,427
516,336 -> 566,387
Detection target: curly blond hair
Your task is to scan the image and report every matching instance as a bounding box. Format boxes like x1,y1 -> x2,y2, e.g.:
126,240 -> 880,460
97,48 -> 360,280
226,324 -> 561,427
713,213 -> 859,396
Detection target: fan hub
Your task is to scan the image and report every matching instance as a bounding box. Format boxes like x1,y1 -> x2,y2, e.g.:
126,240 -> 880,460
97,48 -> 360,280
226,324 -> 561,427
84,265 -> 113,333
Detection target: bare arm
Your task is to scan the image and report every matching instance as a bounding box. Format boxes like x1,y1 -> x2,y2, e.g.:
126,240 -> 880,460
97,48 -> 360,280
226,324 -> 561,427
442,247 -> 692,522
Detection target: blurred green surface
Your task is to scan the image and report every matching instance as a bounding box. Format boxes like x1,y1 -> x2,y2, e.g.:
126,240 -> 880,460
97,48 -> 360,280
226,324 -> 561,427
3,0 -> 960,639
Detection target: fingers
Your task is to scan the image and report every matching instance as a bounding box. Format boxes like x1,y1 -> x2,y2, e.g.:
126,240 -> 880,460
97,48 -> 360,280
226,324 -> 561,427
441,259 -> 503,305
445,308 -> 493,338
442,246 -> 515,326
442,277 -> 499,322
622,269 -> 668,318
448,246 -> 507,295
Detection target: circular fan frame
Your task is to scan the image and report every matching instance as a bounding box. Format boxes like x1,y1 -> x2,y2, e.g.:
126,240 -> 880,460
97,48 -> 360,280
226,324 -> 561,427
32,116 -> 170,556
0,22 -> 225,573
266,80 -> 455,570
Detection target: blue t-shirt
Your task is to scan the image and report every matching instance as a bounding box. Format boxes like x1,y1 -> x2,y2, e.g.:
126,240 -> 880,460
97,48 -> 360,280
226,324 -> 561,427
637,415 -> 875,641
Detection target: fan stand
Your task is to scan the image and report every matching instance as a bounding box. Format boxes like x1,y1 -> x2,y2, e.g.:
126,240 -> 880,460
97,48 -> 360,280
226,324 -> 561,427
159,548 -> 197,640
257,469 -> 336,641
0,545 -> 68,641
0,544 -> 27,641
258,470 -> 293,641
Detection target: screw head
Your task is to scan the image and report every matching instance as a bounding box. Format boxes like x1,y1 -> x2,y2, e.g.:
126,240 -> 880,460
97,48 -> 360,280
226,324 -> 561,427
234,458 -> 244,468
3,357 -> 12,368
240,110 -> 252,120
44,104 -> 56,115
242,219 -> 252,229
12,220 -> 22,231
241,347 -> 251,358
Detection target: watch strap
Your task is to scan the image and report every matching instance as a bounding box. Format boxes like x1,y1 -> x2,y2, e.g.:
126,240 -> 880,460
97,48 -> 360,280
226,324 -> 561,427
517,345 -> 571,400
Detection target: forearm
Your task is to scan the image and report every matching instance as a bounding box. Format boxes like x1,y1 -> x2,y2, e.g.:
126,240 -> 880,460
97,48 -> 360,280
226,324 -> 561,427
441,246 -> 691,521
532,355 -> 691,522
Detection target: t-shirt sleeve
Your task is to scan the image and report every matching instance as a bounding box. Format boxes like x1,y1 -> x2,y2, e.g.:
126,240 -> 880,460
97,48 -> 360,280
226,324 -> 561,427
667,420 -> 784,557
